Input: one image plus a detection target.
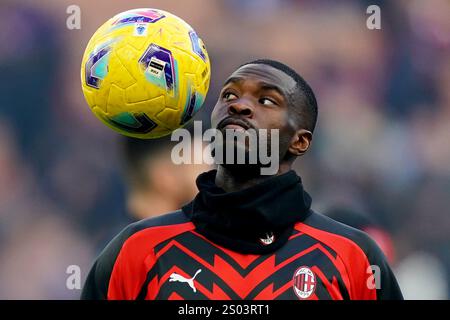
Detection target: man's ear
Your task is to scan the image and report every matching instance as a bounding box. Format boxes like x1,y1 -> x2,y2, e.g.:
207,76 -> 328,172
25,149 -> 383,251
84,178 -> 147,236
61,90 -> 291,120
288,129 -> 312,156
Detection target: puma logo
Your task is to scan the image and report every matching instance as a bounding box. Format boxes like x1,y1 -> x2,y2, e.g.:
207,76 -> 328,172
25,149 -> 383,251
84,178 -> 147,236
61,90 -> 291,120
168,269 -> 202,292
259,232 -> 275,245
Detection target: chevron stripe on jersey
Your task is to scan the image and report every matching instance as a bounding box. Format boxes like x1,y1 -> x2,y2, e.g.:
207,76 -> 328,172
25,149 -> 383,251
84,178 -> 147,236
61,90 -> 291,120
108,221 -> 357,300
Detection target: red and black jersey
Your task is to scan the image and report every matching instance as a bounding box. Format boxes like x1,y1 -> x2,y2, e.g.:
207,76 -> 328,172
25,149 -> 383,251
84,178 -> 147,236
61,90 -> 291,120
81,170 -> 403,300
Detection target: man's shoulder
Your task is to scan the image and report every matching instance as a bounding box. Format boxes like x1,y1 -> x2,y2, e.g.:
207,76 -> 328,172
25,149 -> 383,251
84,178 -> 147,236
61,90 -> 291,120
297,210 -> 383,260
94,210 -> 193,281
81,211 -> 194,300
294,211 -> 402,300
297,210 -> 403,300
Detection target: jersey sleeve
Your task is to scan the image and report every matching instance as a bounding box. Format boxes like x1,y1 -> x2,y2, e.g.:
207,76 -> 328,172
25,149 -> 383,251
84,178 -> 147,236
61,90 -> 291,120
362,234 -> 403,300
81,224 -> 136,300
81,212 -> 193,300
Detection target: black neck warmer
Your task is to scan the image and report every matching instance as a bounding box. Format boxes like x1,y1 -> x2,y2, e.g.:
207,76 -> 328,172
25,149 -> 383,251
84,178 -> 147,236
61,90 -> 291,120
182,169 -> 312,254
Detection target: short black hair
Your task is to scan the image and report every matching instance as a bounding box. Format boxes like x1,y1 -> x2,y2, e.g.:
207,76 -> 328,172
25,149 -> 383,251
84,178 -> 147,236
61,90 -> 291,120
240,59 -> 318,133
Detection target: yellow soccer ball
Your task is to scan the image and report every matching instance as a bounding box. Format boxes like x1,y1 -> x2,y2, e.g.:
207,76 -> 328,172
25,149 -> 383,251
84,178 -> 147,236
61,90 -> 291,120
81,8 -> 210,138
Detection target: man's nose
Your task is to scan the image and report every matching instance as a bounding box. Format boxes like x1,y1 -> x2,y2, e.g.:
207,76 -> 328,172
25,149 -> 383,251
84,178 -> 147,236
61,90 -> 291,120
228,100 -> 253,117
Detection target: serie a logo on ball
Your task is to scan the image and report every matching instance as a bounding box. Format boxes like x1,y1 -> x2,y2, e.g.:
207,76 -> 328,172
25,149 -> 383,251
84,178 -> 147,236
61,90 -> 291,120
81,8 -> 211,139
292,266 -> 316,299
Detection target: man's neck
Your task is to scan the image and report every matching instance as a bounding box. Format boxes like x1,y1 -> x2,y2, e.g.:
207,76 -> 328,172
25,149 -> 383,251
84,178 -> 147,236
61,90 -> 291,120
215,163 -> 291,193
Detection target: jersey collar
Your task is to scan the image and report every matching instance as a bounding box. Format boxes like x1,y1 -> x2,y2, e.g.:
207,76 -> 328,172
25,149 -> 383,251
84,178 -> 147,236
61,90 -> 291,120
182,169 -> 312,254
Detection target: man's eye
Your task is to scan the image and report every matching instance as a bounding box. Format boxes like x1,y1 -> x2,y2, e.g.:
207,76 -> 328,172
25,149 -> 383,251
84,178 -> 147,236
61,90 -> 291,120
259,98 -> 276,106
223,92 -> 238,101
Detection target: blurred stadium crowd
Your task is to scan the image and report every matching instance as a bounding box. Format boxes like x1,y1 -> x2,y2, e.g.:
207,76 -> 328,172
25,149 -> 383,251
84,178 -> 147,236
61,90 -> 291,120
0,0 -> 449,299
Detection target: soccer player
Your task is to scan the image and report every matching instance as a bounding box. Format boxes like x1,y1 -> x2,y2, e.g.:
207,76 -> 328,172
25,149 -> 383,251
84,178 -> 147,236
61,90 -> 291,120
81,59 -> 403,300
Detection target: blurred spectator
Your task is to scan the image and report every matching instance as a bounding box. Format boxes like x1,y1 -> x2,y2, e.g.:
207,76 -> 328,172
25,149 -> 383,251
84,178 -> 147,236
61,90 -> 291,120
395,251 -> 448,300
122,136 -> 210,220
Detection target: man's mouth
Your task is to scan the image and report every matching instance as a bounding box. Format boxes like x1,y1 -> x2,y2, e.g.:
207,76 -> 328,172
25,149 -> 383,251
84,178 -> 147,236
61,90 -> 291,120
223,124 -> 247,132
217,118 -> 253,132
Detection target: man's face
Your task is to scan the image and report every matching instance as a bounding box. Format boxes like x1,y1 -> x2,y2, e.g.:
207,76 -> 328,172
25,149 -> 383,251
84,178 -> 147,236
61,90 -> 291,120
211,63 -> 299,167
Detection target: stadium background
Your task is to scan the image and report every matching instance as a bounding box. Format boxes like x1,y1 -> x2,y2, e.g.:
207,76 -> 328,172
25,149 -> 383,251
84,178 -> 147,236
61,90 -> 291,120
0,0 -> 449,299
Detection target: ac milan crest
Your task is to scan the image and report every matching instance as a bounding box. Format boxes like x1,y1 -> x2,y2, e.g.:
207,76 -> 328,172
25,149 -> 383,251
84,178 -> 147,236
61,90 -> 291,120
293,266 -> 316,299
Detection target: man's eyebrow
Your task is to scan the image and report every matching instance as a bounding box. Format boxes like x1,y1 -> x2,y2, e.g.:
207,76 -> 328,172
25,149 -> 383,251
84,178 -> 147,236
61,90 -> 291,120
259,82 -> 286,98
222,77 -> 287,100
223,76 -> 243,87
